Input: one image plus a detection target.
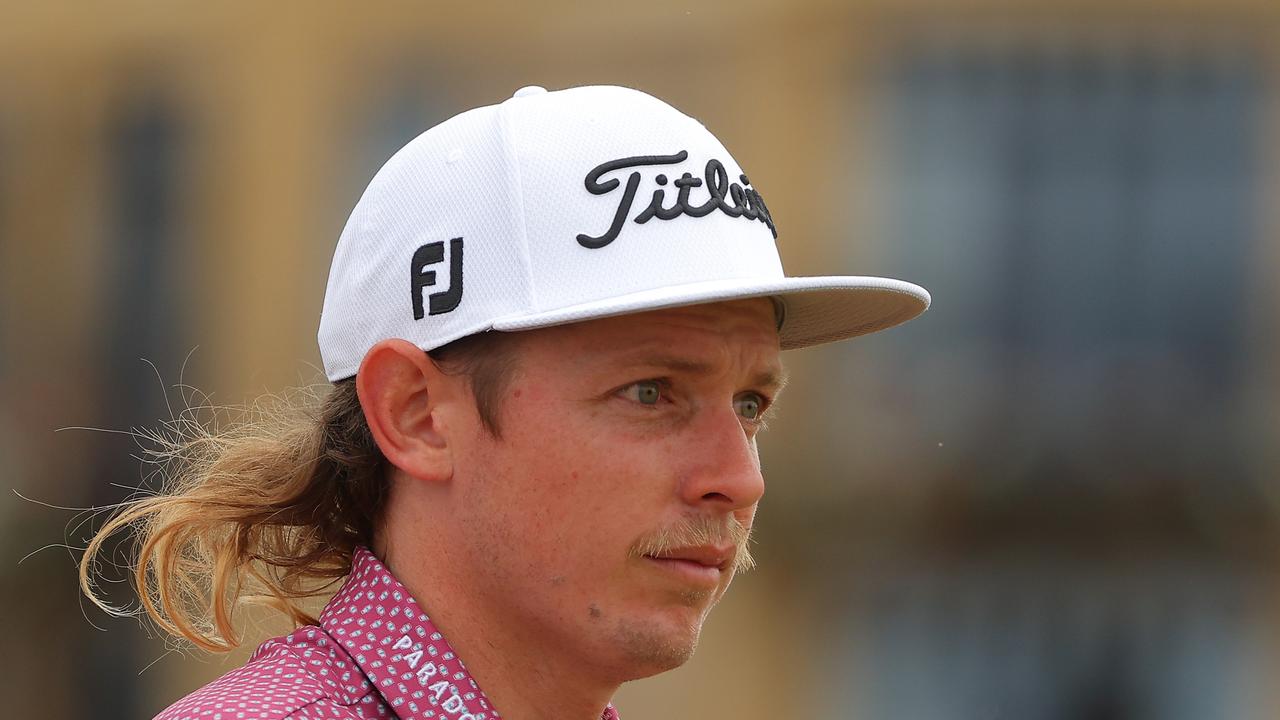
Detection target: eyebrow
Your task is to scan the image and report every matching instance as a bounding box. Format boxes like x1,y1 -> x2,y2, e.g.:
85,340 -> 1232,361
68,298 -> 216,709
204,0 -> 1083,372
622,353 -> 790,393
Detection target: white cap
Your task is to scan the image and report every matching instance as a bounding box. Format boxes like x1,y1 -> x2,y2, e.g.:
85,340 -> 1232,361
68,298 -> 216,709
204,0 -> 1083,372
318,84 -> 929,381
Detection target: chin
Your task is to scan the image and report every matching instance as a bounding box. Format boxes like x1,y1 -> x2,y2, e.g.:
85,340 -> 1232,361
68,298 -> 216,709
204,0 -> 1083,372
611,608 -> 705,678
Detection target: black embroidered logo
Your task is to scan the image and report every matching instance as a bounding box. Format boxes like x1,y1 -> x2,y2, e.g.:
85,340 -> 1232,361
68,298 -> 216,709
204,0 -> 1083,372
576,150 -> 777,249
410,237 -> 463,320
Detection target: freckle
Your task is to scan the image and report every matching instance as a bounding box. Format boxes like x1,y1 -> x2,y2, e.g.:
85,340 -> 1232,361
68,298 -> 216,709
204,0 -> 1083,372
589,604 -> 602,619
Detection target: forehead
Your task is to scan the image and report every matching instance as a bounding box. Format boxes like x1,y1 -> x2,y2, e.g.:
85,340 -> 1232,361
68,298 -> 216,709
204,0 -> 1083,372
523,298 -> 781,369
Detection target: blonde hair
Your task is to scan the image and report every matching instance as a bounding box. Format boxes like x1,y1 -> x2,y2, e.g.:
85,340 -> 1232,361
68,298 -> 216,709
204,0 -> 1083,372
78,379 -> 384,652
78,332 -> 518,652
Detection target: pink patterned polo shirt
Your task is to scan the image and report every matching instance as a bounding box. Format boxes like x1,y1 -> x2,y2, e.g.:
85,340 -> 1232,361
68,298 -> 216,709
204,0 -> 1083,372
155,547 -> 620,720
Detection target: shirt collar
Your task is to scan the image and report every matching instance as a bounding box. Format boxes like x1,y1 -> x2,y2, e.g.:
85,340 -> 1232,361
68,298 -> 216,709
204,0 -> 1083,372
321,546 -> 620,720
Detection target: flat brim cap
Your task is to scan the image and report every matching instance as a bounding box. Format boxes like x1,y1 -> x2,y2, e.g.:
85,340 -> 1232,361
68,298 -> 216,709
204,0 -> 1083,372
492,275 -> 927,350
318,84 -> 929,380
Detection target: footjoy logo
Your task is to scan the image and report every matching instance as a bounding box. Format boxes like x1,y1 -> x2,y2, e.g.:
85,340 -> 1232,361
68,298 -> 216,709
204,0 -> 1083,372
410,237 -> 463,320
575,150 -> 777,249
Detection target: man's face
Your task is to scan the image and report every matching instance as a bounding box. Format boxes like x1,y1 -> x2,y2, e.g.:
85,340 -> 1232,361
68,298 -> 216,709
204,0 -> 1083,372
448,298 -> 783,680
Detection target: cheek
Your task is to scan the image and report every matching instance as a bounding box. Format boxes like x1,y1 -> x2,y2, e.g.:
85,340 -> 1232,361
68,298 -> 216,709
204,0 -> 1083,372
466,393 -> 688,571
465,430 -> 616,560
504,398 -> 652,494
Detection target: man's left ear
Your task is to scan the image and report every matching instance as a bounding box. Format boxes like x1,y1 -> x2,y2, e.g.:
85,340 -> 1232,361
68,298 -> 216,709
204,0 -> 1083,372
355,339 -> 457,484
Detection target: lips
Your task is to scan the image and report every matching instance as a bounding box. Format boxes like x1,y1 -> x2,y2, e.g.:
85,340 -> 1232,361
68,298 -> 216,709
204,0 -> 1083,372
642,545 -> 734,588
645,544 -> 734,571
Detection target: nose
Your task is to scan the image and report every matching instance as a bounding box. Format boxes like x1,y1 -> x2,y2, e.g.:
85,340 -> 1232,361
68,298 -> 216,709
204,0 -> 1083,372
677,404 -> 766,512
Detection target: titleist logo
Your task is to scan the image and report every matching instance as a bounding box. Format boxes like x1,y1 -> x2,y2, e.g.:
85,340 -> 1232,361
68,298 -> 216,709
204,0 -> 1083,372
576,150 -> 777,249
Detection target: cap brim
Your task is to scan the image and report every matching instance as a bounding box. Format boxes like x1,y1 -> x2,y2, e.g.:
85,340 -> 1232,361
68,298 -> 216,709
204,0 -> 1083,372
492,275 -> 929,350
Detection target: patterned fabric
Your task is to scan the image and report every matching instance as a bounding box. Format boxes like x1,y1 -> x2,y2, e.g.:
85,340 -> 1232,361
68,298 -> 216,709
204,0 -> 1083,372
155,547 -> 620,720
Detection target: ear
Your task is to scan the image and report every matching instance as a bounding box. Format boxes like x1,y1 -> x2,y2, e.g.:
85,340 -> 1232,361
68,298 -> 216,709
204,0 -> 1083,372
356,339 -> 459,483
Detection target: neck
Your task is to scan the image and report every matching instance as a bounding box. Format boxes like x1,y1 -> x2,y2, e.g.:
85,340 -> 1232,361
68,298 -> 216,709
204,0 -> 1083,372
439,613 -> 616,720
378,527 -> 618,720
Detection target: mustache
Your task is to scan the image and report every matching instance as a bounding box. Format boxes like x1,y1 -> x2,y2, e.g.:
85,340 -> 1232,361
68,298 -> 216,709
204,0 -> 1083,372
628,515 -> 756,575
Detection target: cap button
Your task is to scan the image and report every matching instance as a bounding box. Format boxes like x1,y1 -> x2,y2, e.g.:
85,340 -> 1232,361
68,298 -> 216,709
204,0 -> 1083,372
512,85 -> 547,99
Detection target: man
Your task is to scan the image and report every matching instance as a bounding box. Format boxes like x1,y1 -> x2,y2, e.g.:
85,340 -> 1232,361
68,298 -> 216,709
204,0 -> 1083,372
80,84 -> 928,720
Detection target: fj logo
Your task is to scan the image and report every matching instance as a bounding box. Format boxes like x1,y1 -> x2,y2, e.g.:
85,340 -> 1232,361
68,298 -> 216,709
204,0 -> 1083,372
411,237 -> 464,320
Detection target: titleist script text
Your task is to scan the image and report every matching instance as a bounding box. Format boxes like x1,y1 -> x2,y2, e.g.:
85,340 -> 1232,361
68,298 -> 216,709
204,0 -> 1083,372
576,150 -> 777,249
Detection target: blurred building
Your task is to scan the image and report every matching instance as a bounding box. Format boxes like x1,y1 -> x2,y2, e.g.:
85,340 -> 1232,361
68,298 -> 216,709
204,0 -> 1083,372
3,2 -> 1280,719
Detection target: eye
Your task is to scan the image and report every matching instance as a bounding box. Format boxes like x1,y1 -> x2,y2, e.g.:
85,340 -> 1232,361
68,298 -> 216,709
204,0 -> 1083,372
734,392 -> 766,421
622,380 -> 663,406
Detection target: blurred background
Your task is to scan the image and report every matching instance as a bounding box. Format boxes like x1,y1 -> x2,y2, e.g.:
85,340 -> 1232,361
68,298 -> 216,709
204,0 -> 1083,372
4,1 -> 1280,718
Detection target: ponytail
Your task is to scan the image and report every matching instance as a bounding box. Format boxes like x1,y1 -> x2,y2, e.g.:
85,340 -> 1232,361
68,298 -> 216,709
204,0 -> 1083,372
78,379 -> 385,652
78,330 -> 519,652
